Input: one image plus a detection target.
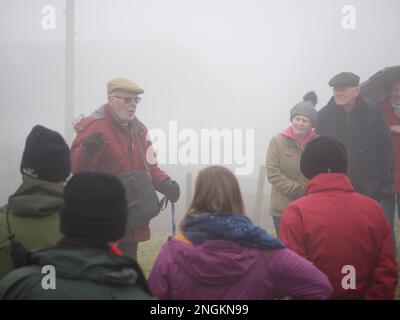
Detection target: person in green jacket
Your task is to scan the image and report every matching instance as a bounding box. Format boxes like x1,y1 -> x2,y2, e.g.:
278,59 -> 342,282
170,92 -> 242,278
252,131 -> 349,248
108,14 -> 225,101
0,172 -> 153,300
265,92 -> 318,236
0,125 -> 71,280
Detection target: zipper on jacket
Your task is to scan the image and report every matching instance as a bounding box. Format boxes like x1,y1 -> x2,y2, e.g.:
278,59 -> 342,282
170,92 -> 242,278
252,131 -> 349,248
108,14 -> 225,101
347,112 -> 352,175
128,132 -> 134,169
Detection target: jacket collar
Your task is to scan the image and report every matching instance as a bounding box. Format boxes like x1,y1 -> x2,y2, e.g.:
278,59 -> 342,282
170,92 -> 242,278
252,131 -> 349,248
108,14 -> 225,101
327,96 -> 364,114
280,126 -> 316,149
103,104 -> 135,132
98,104 -> 145,135
306,173 -> 354,195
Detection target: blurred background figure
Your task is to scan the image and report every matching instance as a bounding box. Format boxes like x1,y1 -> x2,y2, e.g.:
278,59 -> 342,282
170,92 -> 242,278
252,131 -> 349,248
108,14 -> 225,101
265,92 -> 318,236
379,76 -> 400,254
317,72 -> 394,201
148,165 -> 332,300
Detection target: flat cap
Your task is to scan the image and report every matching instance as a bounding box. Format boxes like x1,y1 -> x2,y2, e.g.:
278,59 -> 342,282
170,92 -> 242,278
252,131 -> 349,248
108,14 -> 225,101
107,77 -> 144,95
328,72 -> 360,87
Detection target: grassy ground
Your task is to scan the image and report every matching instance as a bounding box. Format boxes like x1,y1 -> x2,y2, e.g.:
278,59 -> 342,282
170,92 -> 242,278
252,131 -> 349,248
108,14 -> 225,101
138,232 -> 400,299
137,232 -> 169,277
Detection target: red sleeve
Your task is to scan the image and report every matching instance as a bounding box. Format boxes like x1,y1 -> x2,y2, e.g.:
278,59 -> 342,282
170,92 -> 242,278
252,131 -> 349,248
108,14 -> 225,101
279,204 -> 308,259
364,215 -> 398,300
70,119 -> 104,174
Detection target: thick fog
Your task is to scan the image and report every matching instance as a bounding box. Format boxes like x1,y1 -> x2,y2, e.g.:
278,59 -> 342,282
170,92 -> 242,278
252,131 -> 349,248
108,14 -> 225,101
1,0 -> 399,230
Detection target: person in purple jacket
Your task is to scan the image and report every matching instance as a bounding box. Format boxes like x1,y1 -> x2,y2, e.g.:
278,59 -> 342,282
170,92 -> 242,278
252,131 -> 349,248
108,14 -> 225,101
148,165 -> 332,300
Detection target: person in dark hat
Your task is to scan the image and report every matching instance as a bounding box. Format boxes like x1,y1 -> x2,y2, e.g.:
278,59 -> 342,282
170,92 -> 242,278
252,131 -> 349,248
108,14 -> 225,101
316,72 -> 394,201
0,172 -> 153,300
328,72 -> 360,89
279,136 -> 398,300
0,125 -> 71,280
265,91 -> 318,236
70,77 -> 180,260
300,136 -> 348,179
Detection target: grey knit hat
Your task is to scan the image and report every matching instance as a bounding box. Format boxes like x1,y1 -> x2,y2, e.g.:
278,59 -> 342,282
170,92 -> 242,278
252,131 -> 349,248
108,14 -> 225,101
290,91 -> 318,127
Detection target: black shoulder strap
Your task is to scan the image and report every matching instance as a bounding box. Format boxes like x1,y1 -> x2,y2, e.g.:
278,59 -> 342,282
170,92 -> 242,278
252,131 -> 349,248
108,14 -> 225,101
132,122 -> 151,175
5,205 -> 15,241
131,120 -> 169,211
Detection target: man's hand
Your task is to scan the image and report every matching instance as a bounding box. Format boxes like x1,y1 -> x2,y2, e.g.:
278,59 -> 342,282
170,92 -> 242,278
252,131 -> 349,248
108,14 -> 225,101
159,179 -> 180,203
83,132 -> 103,155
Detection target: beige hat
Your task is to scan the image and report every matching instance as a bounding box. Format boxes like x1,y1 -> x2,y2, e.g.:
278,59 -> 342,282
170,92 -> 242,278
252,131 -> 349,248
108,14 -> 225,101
107,77 -> 144,95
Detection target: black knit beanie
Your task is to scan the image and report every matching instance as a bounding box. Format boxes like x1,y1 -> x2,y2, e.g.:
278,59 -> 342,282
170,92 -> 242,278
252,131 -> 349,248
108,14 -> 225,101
300,136 -> 348,179
60,172 -> 128,243
20,125 -> 71,182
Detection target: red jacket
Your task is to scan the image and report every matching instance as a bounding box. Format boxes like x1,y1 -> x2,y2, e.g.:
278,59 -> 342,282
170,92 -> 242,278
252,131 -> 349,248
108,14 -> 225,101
279,173 -> 398,299
71,104 -> 170,241
381,101 -> 400,192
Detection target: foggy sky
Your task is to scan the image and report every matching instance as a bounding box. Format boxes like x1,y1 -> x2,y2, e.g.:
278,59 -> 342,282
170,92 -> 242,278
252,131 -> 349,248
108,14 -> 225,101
1,0 -> 399,227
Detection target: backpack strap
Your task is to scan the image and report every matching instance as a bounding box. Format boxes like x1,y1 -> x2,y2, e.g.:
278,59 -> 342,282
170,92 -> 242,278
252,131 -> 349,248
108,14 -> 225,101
131,120 -> 170,211
5,203 -> 30,268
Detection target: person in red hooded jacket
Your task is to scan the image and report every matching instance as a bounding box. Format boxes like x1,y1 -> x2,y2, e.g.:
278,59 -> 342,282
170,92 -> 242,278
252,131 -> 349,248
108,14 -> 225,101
279,136 -> 398,299
380,78 -> 400,252
71,77 -> 180,260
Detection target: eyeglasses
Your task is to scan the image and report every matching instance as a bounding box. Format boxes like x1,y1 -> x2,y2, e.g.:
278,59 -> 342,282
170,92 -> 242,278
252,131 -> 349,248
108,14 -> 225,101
111,95 -> 142,104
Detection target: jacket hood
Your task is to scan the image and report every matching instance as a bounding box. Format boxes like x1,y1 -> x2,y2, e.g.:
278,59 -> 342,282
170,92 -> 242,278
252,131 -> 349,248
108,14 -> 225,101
8,175 -> 63,218
306,173 -> 354,195
30,247 -> 140,286
166,237 -> 259,286
280,126 -> 316,149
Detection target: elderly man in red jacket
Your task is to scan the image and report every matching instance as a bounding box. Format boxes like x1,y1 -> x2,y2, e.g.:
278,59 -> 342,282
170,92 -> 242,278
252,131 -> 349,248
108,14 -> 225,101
279,136 -> 398,299
71,77 -> 180,260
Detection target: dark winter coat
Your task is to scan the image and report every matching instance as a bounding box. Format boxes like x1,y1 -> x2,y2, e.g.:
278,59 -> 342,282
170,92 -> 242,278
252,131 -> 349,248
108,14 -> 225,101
0,246 -> 153,300
316,97 -> 394,199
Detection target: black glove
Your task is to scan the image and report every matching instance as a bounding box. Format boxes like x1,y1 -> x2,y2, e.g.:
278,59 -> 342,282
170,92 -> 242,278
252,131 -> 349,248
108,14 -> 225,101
159,179 -> 180,203
83,132 -> 103,155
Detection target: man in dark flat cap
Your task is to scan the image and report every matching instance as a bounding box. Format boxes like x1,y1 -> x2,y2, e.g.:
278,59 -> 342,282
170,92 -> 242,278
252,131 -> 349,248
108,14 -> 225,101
316,72 -> 394,200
